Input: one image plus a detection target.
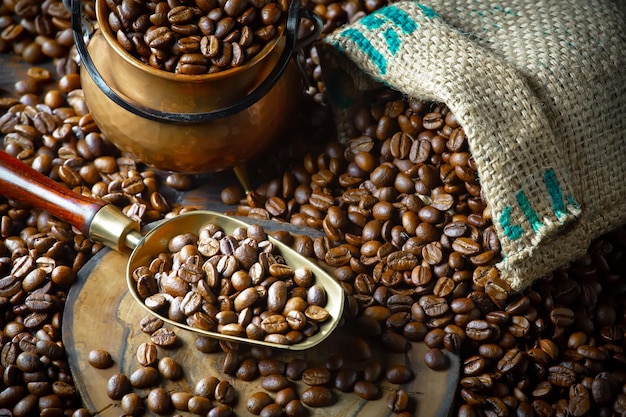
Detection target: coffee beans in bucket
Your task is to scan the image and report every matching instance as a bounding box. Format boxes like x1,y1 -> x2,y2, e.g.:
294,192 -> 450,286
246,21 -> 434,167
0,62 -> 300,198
106,0 -> 286,74
132,222 -> 331,344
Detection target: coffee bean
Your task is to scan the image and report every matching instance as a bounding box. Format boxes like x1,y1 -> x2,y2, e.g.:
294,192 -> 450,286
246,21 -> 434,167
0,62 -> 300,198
189,395 -> 213,415
387,389 -> 410,412
256,358 -> 284,377
87,349 -> 113,369
150,327 -> 178,347
386,364 -> 413,384
121,393 -> 145,416
247,391 -> 274,415
424,348 -> 450,371
301,386 -> 333,407
465,319 -> 500,342
158,356 -> 183,380
208,404 -> 234,417
170,391 -> 192,411
130,366 -> 160,388
106,373 -> 131,400
194,376 -> 220,399
354,380 -> 381,400
260,374 -> 289,392
550,307 -> 575,327
329,367 -> 357,392
497,348 -> 524,373
147,388 -> 173,415
283,358 -> 307,381
215,380 -> 237,405
284,399 -> 308,417
273,386 -> 297,408
235,358 -> 258,381
548,365 -> 577,387
301,366 -> 331,386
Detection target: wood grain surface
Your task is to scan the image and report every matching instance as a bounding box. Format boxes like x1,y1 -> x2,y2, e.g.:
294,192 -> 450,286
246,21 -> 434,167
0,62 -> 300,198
63,249 -> 460,417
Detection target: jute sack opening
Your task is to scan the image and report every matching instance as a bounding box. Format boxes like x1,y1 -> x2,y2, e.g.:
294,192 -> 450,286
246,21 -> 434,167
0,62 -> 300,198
317,0 -> 626,291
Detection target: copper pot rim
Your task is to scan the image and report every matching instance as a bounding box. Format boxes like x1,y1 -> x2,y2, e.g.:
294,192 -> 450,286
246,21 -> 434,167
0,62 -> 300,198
95,0 -> 288,83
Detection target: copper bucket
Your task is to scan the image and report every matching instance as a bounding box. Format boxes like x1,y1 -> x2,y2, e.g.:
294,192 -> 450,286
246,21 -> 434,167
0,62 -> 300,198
70,0 -> 321,173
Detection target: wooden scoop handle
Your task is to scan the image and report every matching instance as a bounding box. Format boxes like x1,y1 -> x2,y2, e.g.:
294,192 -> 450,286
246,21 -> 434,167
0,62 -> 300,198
0,151 -> 106,236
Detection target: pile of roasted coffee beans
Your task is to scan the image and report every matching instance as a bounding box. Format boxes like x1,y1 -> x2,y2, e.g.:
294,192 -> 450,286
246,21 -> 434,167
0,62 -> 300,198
86,310 -> 421,416
105,0 -> 286,74
0,0 -> 95,66
231,87 -> 626,417
2,0 -> 626,416
133,222 -> 331,345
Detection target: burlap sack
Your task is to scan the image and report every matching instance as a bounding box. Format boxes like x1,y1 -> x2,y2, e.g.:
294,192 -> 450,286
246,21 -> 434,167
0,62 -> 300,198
317,0 -> 626,291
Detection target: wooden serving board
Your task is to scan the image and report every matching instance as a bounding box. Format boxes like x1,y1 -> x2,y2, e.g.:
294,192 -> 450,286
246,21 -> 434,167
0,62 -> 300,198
63,249 -> 459,417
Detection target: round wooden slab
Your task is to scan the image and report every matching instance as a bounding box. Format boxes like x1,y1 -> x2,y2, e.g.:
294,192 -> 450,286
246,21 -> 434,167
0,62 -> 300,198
63,250 -> 459,417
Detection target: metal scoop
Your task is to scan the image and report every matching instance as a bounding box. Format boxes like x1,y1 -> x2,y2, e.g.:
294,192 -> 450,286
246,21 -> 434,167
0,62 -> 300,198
0,151 -> 344,350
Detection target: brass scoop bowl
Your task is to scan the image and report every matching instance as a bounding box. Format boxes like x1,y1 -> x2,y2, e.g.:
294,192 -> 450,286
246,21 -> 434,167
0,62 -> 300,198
0,151 -> 344,350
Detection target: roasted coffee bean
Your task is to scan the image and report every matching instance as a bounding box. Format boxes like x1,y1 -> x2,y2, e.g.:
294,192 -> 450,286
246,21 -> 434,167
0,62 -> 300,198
497,348 -> 524,373
465,320 -> 500,342
424,348 -> 450,371
158,356 -> 183,380
236,358 -> 258,381
362,359 -> 383,382
36,340 -> 63,360
150,327 -> 178,347
121,392 -> 145,416
258,358 -> 286,376
568,383 -> 591,416
354,380 -> 381,400
301,386 -> 333,407
106,373 -> 132,400
87,349 -> 113,369
136,342 -> 158,367
386,364 -> 413,384
286,358 -> 308,380
130,366 -> 160,388
547,365 -> 577,387
275,386 -> 298,407
147,388 -> 173,415
194,376 -> 220,399
284,399 -> 307,417
387,389 -> 410,413
208,404 -> 234,417
189,396 -> 213,415
215,380 -> 237,404
258,402 -> 283,417
260,374 -> 289,392
550,307 -> 575,327
591,375 -> 612,405
301,366 -> 331,386
171,391 -> 192,411
247,391 -> 274,415
334,367 -> 360,392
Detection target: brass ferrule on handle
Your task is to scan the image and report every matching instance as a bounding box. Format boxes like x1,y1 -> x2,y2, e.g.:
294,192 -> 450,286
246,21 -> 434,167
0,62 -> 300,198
89,205 -> 142,253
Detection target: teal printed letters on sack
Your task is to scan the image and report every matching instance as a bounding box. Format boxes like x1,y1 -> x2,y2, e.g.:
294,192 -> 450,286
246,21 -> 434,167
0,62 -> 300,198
498,168 -> 580,242
333,3 -> 437,75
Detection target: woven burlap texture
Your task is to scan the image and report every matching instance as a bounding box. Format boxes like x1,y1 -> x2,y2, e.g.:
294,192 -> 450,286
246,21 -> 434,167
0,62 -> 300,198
318,0 -> 626,291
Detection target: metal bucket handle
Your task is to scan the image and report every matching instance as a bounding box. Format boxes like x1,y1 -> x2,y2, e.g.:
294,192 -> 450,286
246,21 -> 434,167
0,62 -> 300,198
69,0 -> 322,123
